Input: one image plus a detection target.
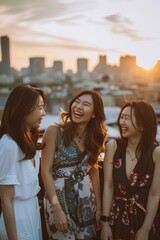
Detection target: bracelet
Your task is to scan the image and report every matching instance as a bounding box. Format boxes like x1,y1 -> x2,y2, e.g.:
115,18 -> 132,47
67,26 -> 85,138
101,215 -> 110,222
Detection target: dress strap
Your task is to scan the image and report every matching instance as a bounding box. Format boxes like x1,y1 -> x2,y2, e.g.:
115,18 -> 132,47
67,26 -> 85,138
57,127 -> 63,147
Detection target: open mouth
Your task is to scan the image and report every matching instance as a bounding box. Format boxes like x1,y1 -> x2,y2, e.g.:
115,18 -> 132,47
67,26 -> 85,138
73,111 -> 84,117
121,127 -> 128,133
39,118 -> 43,123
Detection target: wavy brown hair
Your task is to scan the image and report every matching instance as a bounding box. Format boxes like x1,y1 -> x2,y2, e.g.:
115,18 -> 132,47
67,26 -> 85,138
0,84 -> 47,159
59,90 -> 108,165
117,100 -> 159,175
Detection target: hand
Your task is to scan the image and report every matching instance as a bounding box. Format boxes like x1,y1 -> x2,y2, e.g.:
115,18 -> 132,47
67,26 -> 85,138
53,203 -> 68,233
135,227 -> 149,240
101,222 -> 113,240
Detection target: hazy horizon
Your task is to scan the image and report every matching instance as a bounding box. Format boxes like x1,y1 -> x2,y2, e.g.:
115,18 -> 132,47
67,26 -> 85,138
0,0 -> 160,71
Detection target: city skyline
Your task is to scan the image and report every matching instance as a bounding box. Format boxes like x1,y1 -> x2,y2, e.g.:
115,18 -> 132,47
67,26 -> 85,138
0,0 -> 160,72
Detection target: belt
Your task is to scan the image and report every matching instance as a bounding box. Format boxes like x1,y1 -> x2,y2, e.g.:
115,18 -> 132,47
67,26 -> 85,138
115,196 -> 147,213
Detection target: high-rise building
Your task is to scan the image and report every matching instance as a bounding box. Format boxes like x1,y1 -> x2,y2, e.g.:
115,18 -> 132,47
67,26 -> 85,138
29,57 -> 45,76
99,55 -> 107,66
120,55 -> 136,69
119,55 -> 137,83
0,36 -> 11,75
93,55 -> 108,75
77,58 -> 88,75
53,61 -> 63,72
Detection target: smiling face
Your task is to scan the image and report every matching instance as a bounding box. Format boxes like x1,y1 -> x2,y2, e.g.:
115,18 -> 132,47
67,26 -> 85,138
24,96 -> 45,130
119,106 -> 142,139
71,94 -> 95,125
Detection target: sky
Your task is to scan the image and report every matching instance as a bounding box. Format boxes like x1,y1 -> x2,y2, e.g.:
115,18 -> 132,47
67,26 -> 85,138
0,0 -> 160,72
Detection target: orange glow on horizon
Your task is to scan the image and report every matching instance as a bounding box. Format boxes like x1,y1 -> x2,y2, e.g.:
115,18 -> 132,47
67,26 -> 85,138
9,43 -> 159,72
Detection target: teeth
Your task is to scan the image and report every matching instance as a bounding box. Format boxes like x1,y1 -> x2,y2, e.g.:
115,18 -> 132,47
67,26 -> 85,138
74,111 -> 83,116
122,127 -> 127,132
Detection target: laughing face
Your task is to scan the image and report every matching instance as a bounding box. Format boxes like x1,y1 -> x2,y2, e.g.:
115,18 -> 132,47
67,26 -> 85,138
24,96 -> 45,130
71,94 -> 95,125
119,106 -> 142,139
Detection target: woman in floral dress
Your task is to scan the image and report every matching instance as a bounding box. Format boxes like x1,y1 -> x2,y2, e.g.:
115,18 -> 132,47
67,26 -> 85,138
41,90 -> 108,240
101,100 -> 160,240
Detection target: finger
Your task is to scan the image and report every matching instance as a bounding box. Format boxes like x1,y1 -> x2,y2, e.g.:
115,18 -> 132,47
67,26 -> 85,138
60,223 -> 68,233
55,223 -> 59,230
109,236 -> 113,240
62,223 -> 68,232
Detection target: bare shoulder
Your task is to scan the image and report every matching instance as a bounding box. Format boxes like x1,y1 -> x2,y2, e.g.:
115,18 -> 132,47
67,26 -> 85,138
44,124 -> 59,135
104,139 -> 117,165
42,124 -> 59,142
153,145 -> 160,164
105,139 -> 117,153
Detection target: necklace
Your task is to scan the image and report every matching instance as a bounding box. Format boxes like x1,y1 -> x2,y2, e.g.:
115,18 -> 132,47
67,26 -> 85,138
75,129 -> 87,143
76,134 -> 86,143
126,148 -> 137,162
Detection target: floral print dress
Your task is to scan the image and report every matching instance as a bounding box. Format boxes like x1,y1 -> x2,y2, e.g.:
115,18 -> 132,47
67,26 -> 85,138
109,140 -> 160,240
44,127 -> 97,240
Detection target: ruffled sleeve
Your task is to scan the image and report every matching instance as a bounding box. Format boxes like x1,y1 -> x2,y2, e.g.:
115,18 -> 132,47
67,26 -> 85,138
0,135 -> 21,185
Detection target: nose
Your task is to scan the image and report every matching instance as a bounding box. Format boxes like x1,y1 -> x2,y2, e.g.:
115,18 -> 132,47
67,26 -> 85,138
42,109 -> 46,116
76,102 -> 83,109
119,117 -> 125,125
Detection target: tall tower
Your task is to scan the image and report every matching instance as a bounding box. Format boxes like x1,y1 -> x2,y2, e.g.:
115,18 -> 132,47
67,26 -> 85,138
99,55 -> 107,66
120,55 -> 136,69
77,58 -> 88,75
0,36 -> 11,75
29,57 -> 45,76
53,61 -> 63,72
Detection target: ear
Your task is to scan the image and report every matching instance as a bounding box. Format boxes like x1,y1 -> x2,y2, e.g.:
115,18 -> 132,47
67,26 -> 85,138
92,114 -> 95,118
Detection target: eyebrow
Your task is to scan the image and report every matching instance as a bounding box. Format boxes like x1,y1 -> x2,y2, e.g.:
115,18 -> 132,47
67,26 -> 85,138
83,101 -> 92,105
37,101 -> 44,107
121,113 -> 131,117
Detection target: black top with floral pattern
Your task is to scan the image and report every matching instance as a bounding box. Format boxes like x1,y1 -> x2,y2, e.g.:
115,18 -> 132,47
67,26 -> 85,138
109,139 -> 160,240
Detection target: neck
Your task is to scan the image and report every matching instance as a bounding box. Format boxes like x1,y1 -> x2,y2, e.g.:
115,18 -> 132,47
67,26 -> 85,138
76,125 -> 87,137
74,125 -> 87,144
127,140 -> 139,161
127,136 -> 141,151
127,142 -> 138,152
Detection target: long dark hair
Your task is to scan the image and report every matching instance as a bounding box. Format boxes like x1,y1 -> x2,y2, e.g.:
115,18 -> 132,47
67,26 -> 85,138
117,100 -> 158,175
59,90 -> 108,165
0,84 -> 47,159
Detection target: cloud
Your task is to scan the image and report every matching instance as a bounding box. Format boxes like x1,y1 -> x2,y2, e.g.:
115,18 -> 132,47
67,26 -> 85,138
52,13 -> 87,26
0,0 -> 99,22
13,35 -> 114,53
105,13 -> 150,41
106,14 -> 133,25
0,0 -> 68,23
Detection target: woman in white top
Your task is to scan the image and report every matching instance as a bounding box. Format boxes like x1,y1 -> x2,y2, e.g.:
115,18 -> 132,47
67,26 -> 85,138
0,85 -> 46,240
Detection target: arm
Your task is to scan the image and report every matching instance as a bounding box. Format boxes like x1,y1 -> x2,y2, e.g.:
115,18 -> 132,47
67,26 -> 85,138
89,165 -> 101,231
101,139 -> 116,240
41,125 -> 68,233
136,146 -> 160,240
0,185 -> 17,240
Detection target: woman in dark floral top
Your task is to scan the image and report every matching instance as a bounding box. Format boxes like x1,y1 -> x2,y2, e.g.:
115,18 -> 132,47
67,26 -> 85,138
101,100 -> 160,240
